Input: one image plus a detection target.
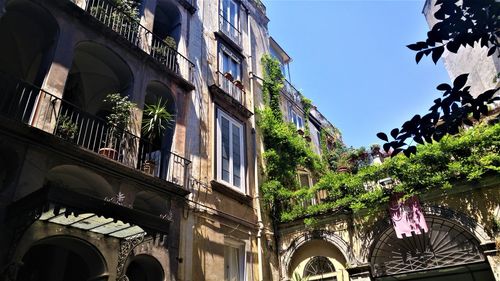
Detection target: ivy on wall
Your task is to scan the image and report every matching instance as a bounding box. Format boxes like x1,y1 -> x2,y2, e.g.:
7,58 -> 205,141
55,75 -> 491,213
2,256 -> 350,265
258,55 -> 500,225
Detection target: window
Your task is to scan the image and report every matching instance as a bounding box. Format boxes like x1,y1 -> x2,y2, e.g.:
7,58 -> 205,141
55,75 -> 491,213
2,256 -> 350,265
298,172 -> 316,206
217,109 -> 245,191
224,238 -> 246,281
220,46 -> 241,80
303,256 -> 337,281
288,104 -> 304,130
220,0 -> 240,44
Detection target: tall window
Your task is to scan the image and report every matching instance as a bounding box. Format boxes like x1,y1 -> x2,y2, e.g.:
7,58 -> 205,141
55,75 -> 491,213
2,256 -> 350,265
288,104 -> 304,130
224,239 -> 245,281
217,109 -> 245,191
220,0 -> 240,43
220,46 -> 241,80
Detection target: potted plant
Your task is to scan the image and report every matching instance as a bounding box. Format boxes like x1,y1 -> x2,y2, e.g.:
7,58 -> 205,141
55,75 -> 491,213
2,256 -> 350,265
297,128 -> 305,135
55,114 -> 78,142
141,98 -> 173,175
223,72 -> 234,82
233,80 -> 244,91
304,135 -> 312,142
99,93 -> 136,160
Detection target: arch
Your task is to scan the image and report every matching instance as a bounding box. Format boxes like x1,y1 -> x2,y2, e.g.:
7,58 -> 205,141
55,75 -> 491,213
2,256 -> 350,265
303,256 -> 336,278
153,0 -> 182,47
0,146 -> 19,192
369,215 -> 486,277
133,191 -> 171,216
62,41 -> 134,115
17,235 -> 108,281
45,165 -> 114,199
125,254 -> 164,281
0,0 -> 59,86
141,81 -> 176,178
281,230 -> 351,280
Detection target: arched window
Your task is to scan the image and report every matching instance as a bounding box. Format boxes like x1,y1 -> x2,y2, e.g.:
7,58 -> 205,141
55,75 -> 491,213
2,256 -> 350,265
371,216 -> 485,277
303,256 -> 335,278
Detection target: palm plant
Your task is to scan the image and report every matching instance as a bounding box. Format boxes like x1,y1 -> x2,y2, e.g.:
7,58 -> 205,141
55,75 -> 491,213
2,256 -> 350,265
142,98 -> 173,173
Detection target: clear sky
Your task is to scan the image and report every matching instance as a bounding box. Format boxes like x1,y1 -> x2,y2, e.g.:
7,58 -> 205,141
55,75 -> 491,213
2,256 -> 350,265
264,0 -> 451,148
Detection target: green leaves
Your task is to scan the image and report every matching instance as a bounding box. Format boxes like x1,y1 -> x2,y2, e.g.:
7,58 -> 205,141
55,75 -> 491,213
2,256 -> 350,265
142,98 -> 173,141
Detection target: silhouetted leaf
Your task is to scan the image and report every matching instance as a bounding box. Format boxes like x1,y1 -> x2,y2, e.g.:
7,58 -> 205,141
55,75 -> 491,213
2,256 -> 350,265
408,146 -> 417,155
390,128 -> 400,139
392,148 -> 403,157
446,41 -> 460,53
416,51 -> 424,64
377,132 -> 388,142
383,143 -> 391,153
432,46 -> 445,64
403,149 -> 411,157
436,83 -> 451,91
453,74 -> 468,90
487,46 -> 496,56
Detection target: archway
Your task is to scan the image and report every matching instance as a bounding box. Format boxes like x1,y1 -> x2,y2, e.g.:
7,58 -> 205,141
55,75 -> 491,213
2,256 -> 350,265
0,0 -> 59,122
16,236 -> 108,281
286,239 -> 349,281
141,81 -> 176,178
46,165 -> 115,200
60,42 -> 134,155
62,41 -> 133,115
153,0 -> 182,48
0,0 -> 59,86
370,215 -> 495,280
125,254 -> 164,281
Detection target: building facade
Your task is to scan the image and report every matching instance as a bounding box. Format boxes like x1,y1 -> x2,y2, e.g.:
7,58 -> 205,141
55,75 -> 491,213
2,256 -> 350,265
0,0 -> 498,281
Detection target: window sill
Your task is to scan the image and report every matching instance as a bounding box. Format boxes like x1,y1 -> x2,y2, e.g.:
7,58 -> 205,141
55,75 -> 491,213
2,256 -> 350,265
210,180 -> 252,206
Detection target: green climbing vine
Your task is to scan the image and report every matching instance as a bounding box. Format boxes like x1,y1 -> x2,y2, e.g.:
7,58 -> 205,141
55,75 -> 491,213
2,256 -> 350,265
258,56 -> 500,225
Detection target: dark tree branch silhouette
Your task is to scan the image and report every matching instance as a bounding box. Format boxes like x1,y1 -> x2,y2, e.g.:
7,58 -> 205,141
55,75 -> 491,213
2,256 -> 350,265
378,0 -> 500,157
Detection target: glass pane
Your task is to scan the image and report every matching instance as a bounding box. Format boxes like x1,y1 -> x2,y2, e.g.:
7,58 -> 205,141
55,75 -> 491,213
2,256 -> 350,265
224,245 -> 240,281
229,0 -> 237,26
232,124 -> 241,188
221,116 -> 230,182
299,174 -> 310,187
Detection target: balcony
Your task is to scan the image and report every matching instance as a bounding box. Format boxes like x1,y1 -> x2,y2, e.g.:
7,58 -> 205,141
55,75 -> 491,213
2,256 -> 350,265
0,72 -> 191,190
282,79 -> 302,106
219,14 -> 242,47
73,0 -> 194,83
209,71 -> 252,118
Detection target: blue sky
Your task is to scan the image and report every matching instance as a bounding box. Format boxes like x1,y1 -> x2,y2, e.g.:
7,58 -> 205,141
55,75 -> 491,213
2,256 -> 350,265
264,0 -> 450,148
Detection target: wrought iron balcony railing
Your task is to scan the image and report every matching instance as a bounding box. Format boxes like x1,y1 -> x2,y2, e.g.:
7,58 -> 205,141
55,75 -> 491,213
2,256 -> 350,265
77,0 -> 194,82
216,71 -> 245,106
0,73 -> 191,189
282,79 -> 302,105
219,14 -> 241,46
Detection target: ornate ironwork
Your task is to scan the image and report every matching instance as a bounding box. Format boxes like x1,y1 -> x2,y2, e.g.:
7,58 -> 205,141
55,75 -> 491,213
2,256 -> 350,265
371,216 -> 485,277
116,233 -> 146,280
3,205 -> 44,281
303,256 -> 336,277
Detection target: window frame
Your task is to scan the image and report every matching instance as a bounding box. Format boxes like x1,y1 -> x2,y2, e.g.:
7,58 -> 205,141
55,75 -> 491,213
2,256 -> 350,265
224,237 -> 246,281
220,0 -> 240,32
219,45 -> 242,80
216,108 -> 246,193
288,103 -> 304,130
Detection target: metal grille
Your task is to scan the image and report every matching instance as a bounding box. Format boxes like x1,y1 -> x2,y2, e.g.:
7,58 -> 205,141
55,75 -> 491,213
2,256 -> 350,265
371,216 -> 484,277
304,256 -> 335,277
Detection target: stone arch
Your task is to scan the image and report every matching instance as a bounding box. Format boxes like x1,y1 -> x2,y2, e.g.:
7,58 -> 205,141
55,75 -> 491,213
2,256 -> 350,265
153,0 -> 182,48
125,254 -> 165,281
0,0 -> 59,86
133,191 -> 171,216
0,146 -> 19,192
281,230 -> 351,280
16,235 -> 109,281
62,41 -> 134,115
45,165 -> 115,199
141,80 -> 177,178
368,207 -> 493,278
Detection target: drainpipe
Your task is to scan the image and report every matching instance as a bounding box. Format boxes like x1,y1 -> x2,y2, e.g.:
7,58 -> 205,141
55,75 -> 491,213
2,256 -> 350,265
246,8 -> 265,281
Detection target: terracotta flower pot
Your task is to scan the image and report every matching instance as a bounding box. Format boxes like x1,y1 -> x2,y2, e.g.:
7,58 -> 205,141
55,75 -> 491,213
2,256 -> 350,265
98,148 -> 118,160
297,129 -> 304,135
305,135 -> 312,142
223,72 -> 234,82
143,160 -> 156,175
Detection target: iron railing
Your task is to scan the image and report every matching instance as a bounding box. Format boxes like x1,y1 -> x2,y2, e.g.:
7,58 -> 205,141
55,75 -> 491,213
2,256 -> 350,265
216,71 -> 245,106
282,79 -> 302,105
219,14 -> 241,46
0,73 -> 191,189
79,0 -> 194,82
